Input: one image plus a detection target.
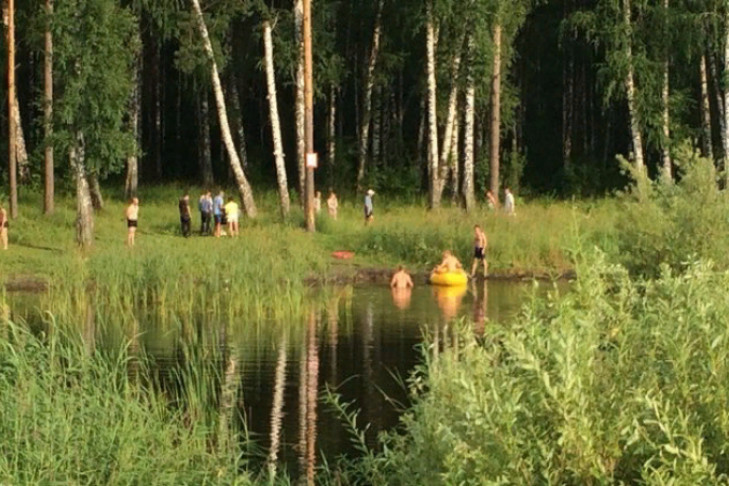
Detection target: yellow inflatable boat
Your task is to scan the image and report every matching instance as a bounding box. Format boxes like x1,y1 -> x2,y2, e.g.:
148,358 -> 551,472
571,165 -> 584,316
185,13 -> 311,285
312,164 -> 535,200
429,270 -> 468,286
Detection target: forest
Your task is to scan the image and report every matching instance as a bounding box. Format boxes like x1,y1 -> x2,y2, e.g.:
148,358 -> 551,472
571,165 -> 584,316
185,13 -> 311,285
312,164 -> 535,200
3,0 -> 728,236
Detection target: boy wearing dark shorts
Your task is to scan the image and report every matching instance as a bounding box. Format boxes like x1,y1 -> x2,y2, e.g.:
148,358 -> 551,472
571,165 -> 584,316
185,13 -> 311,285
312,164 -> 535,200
470,224 -> 488,278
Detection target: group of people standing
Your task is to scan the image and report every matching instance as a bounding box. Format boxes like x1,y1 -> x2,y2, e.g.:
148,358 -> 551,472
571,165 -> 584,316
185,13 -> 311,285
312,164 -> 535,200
313,189 -> 340,220
185,191 -> 240,238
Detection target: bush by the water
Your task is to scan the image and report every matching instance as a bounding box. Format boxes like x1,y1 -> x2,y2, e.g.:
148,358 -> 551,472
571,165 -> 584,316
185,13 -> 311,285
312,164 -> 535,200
350,253 -> 729,484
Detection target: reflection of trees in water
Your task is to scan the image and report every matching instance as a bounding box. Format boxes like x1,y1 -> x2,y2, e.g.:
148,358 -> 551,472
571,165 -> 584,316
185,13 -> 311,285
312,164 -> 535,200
217,355 -> 238,455
471,280 -> 488,338
305,309 -> 319,485
266,335 -> 287,479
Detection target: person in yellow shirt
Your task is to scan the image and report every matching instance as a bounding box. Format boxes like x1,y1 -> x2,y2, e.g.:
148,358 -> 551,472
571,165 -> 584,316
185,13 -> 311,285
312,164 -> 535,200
224,197 -> 240,237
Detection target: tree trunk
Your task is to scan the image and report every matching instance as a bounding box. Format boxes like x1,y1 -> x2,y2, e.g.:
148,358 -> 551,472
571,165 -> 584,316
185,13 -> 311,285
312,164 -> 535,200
327,86 -> 337,169
5,0 -> 16,218
88,173 -> 104,210
71,132 -> 94,248
426,0 -> 440,208
197,92 -> 214,187
489,22 -> 502,200
263,20 -> 291,218
724,11 -> 729,186
356,0 -> 384,189
434,42 -> 463,203
624,0 -> 644,172
228,73 -> 249,170
191,0 -> 257,217
372,86 -> 381,166
294,0 -> 306,206
562,35 -> 573,170
266,337 -> 287,480
660,0 -> 671,181
43,0 -> 54,214
700,54 -> 714,160
125,52 -> 141,199
450,109 -> 461,203
709,45 -> 726,154
3,0 -> 29,184
463,40 -> 475,211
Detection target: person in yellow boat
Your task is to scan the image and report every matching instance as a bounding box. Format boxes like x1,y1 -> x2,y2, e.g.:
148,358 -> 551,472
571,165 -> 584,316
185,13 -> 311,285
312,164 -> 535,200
434,250 -> 463,274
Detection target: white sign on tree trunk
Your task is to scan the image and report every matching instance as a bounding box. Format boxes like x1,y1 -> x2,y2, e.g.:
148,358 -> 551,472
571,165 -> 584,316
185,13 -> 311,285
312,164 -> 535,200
306,152 -> 318,169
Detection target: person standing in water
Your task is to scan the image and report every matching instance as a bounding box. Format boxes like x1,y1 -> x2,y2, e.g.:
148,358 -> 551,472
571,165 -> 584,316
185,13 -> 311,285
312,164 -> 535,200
364,189 -> 375,225
390,265 -> 414,289
327,189 -> 339,220
0,203 -> 8,250
224,196 -> 240,237
125,197 -> 139,247
470,224 -> 488,278
179,193 -> 192,237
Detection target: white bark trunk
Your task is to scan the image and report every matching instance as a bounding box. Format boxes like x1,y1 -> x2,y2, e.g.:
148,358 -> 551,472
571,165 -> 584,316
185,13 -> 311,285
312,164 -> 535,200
228,74 -> 249,169
198,93 -> 214,186
294,0 -> 306,206
426,1 -> 440,208
191,0 -> 257,217
435,44 -> 463,203
70,132 -> 93,248
463,52 -> 475,212
125,53 -> 140,199
661,58 -> 671,180
356,0 -> 384,188
700,54 -> 714,160
372,86 -> 381,165
724,10 -> 729,185
624,0 -> 644,172
44,0 -> 54,214
266,337 -> 287,479
327,86 -> 336,169
489,22 -> 502,198
263,20 -> 291,218
450,109 -> 461,202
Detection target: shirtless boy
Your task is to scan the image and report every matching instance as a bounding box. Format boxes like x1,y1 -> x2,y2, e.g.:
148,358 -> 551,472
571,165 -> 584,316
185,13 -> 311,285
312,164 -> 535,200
434,250 -> 462,273
0,204 -> 8,250
327,190 -> 339,219
390,265 -> 414,289
470,224 -> 488,277
125,197 -> 139,247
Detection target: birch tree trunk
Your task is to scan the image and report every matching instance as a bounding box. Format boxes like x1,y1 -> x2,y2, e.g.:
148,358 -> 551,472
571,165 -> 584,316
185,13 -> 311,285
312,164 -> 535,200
262,20 -> 291,218
191,0 -> 257,217
70,132 -> 94,248
266,337 -> 287,480
434,43 -> 463,203
294,0 -> 306,206
356,0 -> 384,189
660,0 -> 671,181
700,54 -> 714,160
562,42 -> 573,170
709,46 -> 726,153
450,110 -> 461,202
88,173 -> 104,210
372,86 -> 381,166
624,0 -> 645,172
327,86 -> 337,171
125,52 -> 141,199
44,0 -> 54,214
197,92 -> 214,187
4,0 -> 28,183
724,11 -> 729,186
426,0 -> 440,208
463,44 -> 475,211
228,73 -> 249,170
489,22 -> 502,200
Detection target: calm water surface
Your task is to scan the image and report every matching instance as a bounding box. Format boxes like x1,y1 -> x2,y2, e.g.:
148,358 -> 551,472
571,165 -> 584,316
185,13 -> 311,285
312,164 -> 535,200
7,279 -> 564,479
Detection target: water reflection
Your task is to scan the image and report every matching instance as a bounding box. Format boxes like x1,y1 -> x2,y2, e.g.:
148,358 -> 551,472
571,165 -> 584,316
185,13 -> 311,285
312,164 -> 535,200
4,279 -> 565,480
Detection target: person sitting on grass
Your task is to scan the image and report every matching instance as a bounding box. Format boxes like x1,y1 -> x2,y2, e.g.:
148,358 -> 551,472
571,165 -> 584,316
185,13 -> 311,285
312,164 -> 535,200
327,189 -> 339,220
125,197 -> 139,247
470,224 -> 488,278
390,265 -> 414,289
224,196 -> 239,237
434,250 -> 462,274
0,203 -> 8,250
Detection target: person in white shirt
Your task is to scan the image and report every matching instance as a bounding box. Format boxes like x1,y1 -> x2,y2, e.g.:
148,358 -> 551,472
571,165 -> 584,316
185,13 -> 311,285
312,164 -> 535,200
504,188 -> 515,216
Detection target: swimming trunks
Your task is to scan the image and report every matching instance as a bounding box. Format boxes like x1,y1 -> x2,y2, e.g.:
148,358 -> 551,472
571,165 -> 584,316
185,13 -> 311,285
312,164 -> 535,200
474,247 -> 485,260
127,219 -> 138,228
214,215 -> 222,225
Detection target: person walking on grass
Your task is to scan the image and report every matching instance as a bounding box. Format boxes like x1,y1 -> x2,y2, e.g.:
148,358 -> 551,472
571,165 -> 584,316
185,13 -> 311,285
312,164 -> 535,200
504,188 -> 515,216
470,224 -> 488,278
125,197 -> 139,247
0,203 -> 8,250
224,196 -> 239,237
364,189 -> 375,225
390,265 -> 414,289
314,191 -> 322,214
486,190 -> 498,210
199,191 -> 213,235
327,189 -> 339,220
179,193 -> 192,237
213,190 -> 225,238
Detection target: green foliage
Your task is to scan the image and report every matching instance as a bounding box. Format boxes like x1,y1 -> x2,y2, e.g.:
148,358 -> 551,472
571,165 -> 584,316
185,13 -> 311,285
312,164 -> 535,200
615,145 -> 729,276
52,0 -> 138,177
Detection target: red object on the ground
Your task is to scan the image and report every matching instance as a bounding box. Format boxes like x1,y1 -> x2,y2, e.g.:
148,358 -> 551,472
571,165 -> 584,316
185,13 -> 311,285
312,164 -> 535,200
331,251 -> 355,260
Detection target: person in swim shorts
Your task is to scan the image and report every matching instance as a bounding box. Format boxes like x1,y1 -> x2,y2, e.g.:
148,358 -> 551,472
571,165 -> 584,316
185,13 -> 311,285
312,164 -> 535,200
0,203 -> 8,250
213,191 -> 225,237
364,189 -> 374,225
179,193 -> 192,237
125,197 -> 139,247
470,224 -> 488,278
